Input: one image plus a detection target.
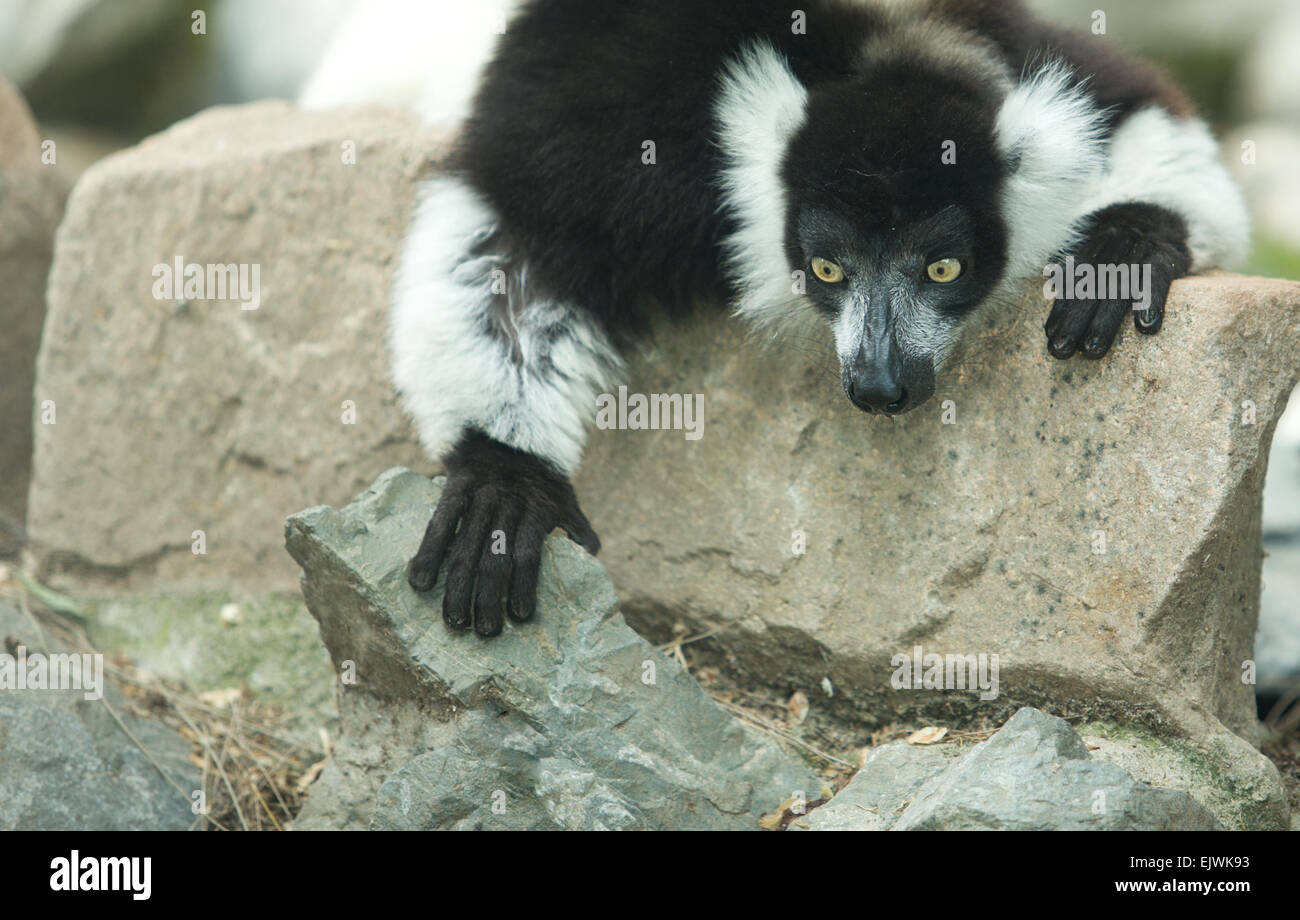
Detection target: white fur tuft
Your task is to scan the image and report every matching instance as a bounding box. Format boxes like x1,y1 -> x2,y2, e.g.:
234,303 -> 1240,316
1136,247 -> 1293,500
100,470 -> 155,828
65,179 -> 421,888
1077,106 -> 1250,271
995,61 -> 1110,280
714,41 -> 814,332
390,177 -> 622,473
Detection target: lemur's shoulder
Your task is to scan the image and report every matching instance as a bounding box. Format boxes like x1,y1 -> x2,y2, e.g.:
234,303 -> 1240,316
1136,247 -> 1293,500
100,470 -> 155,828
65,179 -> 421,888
914,0 -> 1194,119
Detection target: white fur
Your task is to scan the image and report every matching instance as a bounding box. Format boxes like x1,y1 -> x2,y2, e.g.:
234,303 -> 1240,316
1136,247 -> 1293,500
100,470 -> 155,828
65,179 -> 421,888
995,61 -> 1111,281
714,41 -> 815,333
832,277 -> 963,370
1077,106 -> 1250,271
832,304 -> 867,363
300,0 -> 520,129
390,177 -> 622,473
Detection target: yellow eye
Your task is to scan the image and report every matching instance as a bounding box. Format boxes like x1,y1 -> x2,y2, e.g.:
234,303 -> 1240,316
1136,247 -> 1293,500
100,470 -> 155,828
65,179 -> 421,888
811,257 -> 845,283
926,258 -> 962,283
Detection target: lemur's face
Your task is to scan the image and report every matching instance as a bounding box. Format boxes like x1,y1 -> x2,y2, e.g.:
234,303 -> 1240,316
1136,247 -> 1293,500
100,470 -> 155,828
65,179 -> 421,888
791,201 -> 1001,414
781,75 -> 1008,416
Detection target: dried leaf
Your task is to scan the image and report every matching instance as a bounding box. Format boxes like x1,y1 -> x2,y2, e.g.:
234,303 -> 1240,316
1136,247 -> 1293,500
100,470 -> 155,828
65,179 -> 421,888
759,796 -> 802,831
786,690 -> 810,725
295,759 -> 327,794
199,687 -> 243,709
907,726 -> 948,745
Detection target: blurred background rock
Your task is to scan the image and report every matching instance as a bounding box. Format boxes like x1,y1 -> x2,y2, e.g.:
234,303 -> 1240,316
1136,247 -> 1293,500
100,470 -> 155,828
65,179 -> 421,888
1,0 -> 1297,715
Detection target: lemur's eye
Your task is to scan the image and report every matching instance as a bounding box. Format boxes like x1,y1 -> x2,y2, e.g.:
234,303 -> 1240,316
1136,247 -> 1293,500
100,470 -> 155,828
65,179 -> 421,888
926,258 -> 963,283
811,257 -> 845,283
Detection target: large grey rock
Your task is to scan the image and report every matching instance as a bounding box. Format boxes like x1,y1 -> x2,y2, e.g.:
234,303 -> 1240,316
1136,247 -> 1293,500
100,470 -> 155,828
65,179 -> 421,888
576,274 -> 1298,829
29,103 -> 440,590
891,709 -> 1223,830
0,76 -> 66,558
285,468 -> 820,830
0,600 -> 199,830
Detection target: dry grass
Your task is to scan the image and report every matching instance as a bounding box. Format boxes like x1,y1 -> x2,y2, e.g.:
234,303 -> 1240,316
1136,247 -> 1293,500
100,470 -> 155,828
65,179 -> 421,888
114,666 -> 325,831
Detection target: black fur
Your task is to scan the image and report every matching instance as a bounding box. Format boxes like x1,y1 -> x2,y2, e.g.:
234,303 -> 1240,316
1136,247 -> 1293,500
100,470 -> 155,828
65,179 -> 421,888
455,0 -> 1192,346
456,0 -> 991,341
782,62 -> 1009,319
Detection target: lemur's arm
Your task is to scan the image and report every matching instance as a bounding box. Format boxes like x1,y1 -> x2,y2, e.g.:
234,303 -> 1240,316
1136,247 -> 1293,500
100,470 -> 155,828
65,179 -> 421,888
390,177 -> 621,636
947,0 -> 1247,357
996,11 -> 1249,358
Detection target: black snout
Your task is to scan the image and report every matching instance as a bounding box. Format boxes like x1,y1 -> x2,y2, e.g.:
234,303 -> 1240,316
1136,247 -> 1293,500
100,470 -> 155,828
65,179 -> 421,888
846,375 -> 909,415
844,342 -> 912,415
842,345 -> 934,417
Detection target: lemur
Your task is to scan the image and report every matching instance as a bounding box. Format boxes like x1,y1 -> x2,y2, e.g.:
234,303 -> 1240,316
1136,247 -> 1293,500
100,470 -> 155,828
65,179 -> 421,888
374,0 -> 1249,636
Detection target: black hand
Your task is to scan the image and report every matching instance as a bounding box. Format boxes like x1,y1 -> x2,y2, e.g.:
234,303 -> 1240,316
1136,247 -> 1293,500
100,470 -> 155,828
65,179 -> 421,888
1045,203 -> 1192,360
406,430 -> 599,637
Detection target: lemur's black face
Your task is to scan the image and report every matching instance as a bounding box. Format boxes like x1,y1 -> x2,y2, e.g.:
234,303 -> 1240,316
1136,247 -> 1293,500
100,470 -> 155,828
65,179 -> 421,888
781,71 -> 1008,416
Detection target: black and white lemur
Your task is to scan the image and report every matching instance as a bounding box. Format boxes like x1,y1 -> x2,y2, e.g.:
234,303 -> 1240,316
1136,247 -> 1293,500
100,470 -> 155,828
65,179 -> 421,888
350,0 -> 1248,636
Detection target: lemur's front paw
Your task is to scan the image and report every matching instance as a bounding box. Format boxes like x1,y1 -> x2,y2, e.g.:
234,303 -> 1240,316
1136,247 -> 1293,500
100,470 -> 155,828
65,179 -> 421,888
1044,203 -> 1192,360
406,430 -> 600,637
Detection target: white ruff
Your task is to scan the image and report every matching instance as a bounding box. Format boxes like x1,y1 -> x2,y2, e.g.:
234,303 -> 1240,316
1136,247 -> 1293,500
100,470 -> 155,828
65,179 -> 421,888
995,61 -> 1110,281
714,41 -> 815,333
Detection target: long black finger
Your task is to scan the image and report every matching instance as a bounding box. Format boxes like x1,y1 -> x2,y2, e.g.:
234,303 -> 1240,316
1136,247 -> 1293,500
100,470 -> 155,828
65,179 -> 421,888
1135,261 -> 1177,335
442,493 -> 495,629
1044,297 -> 1098,360
407,482 -> 468,592
1080,298 -> 1130,359
560,505 -> 601,556
471,508 -> 518,637
507,513 -> 546,623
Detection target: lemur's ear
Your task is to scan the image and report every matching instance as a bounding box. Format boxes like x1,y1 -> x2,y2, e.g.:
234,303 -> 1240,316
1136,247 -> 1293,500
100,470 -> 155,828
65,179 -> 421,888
714,40 -> 813,330
995,61 -> 1109,278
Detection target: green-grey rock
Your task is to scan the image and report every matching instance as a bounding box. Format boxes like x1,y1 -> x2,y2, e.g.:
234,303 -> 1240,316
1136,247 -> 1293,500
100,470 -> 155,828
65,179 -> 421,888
285,469 -> 819,830
802,708 -> 1224,831
890,708 -> 1223,831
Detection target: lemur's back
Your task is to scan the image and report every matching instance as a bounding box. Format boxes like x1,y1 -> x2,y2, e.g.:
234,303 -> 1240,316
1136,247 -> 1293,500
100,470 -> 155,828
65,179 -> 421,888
454,0 -> 898,329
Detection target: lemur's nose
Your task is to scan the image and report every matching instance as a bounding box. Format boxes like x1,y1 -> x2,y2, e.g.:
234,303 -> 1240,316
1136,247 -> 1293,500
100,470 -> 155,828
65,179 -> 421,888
846,377 -> 908,415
